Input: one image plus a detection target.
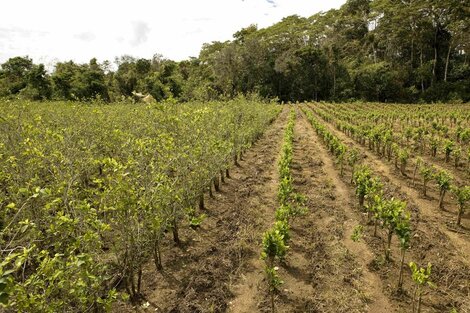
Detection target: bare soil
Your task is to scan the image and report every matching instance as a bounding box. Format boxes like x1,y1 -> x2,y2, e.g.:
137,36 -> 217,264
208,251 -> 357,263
306,105 -> 470,313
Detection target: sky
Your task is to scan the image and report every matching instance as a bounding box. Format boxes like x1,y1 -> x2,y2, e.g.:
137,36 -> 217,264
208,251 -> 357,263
0,0 -> 346,67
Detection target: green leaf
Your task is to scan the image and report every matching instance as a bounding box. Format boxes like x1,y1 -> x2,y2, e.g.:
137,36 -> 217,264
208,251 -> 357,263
0,292 -> 9,305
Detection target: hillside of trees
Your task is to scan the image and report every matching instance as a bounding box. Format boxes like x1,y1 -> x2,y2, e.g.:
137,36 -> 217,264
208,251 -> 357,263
1,0 -> 469,103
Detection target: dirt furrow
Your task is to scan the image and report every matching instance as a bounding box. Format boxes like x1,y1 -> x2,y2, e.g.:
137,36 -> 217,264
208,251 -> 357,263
227,107 -> 289,313
293,108 -> 393,313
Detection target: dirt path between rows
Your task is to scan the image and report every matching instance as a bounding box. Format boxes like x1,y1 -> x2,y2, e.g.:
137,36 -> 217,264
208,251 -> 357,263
293,108 -> 394,313
227,107 -> 289,312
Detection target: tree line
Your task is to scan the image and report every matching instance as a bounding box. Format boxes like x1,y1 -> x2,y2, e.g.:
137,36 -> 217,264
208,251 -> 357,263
1,0 -> 468,103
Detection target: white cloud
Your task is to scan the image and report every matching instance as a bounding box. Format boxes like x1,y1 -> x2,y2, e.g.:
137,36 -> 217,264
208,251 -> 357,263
0,0 -> 346,65
130,21 -> 151,46
74,32 -> 96,42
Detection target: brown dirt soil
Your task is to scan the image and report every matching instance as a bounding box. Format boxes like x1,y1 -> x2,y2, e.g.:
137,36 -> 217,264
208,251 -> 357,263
306,104 -> 470,313
227,105 -> 288,312
274,109 -> 394,313
113,107 -> 289,313
230,108 -> 394,313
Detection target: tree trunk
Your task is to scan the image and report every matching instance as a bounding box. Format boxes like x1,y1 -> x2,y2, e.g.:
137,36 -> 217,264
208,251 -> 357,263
400,160 -> 406,176
226,168 -> 230,178
412,163 -> 418,186
417,292 -> 422,313
423,179 -> 427,196
333,63 -> 336,99
129,265 -> 136,298
457,204 -> 463,226
172,218 -> 180,245
438,189 -> 445,209
444,42 -> 452,82
432,28 -> 438,85
220,170 -> 225,183
359,193 -> 365,208
199,194 -> 205,210
153,238 -> 163,271
420,49 -> 425,92
137,266 -> 143,294
386,229 -> 393,261
213,176 -> 220,192
209,182 -> 214,198
397,248 -> 406,291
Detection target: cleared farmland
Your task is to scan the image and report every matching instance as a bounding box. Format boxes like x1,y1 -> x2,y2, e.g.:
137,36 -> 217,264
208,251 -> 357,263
1,101 -> 469,313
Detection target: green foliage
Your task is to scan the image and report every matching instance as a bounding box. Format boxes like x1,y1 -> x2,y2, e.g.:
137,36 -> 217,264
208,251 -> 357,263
419,164 -> 434,196
0,99 -> 280,311
264,266 -> 283,293
273,220 -> 290,245
353,165 -> 373,208
409,262 -> 435,313
410,261 -> 434,287
185,207 -> 206,228
435,170 -> 452,191
261,229 -> 288,264
395,213 -> 411,251
3,0 -> 469,103
380,198 -> 408,260
51,59 -> 109,101
353,62 -> 407,102
451,185 -> 470,225
398,148 -> 409,175
443,140 -> 455,162
435,170 -> 452,209
351,225 -> 363,242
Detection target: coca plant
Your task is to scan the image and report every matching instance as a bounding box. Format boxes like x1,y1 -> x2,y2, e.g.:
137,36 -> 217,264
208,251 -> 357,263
412,157 -> 423,186
398,148 -> 409,176
348,148 -> 359,184
451,185 -> 470,226
261,228 -> 288,313
380,198 -> 408,261
264,266 -> 282,313
434,170 -> 452,210
443,139 -> 454,163
419,164 -> 434,197
409,262 -> 435,313
353,165 -> 373,209
395,212 -> 411,291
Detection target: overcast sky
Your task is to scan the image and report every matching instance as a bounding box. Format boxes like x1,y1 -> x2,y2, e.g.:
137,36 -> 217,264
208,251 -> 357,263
0,0 -> 345,67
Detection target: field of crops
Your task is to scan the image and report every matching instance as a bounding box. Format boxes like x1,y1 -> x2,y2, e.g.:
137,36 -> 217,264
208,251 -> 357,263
1,100 -> 469,313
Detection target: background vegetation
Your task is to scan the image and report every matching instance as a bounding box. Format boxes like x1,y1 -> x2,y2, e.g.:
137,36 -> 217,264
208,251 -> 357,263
1,0 -> 469,104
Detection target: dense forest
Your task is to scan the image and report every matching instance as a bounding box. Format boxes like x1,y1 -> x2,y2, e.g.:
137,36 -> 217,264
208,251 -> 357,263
1,0 -> 469,103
